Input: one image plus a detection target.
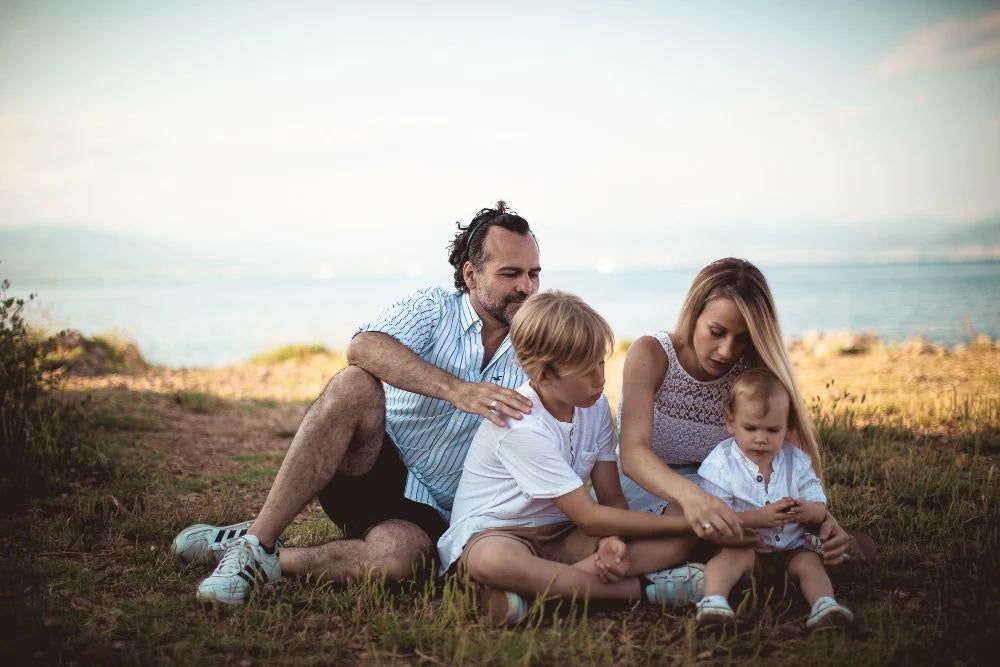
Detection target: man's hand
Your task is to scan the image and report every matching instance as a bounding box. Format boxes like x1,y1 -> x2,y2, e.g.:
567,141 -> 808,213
594,537 -> 630,583
679,487 -> 744,540
448,380 -> 533,426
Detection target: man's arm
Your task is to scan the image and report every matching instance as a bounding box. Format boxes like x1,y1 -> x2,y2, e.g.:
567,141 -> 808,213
347,331 -> 532,426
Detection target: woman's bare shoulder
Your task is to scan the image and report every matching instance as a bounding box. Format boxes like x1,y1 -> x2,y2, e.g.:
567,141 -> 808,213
624,335 -> 669,388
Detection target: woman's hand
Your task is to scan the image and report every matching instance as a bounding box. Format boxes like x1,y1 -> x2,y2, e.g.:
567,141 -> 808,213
816,513 -> 850,566
679,486 -> 744,540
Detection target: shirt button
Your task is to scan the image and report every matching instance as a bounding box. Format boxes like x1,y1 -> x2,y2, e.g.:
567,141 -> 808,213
775,535 -> 781,543
756,475 -> 763,483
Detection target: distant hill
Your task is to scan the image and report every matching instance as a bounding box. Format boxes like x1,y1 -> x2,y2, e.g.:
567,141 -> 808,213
1,219 -> 997,282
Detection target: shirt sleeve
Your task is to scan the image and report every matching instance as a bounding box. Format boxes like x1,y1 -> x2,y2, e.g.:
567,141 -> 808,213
594,398 -> 617,462
697,443 -> 737,509
496,424 -> 585,500
791,447 -> 827,504
699,477 -> 737,511
354,287 -> 447,356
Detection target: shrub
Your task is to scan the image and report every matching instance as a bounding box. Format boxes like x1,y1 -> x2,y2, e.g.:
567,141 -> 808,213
0,277 -> 107,510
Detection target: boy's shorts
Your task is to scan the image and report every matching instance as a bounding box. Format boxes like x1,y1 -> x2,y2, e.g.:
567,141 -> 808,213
316,438 -> 448,543
455,521 -> 601,578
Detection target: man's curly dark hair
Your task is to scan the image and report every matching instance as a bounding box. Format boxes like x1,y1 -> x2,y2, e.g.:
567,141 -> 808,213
447,201 -> 536,293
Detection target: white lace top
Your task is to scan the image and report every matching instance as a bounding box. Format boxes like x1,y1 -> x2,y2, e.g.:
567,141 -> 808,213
647,331 -> 748,465
619,332 -> 748,513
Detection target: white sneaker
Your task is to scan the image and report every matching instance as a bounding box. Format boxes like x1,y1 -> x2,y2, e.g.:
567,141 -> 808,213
641,562 -> 705,606
696,595 -> 735,625
806,596 -> 854,630
172,520 -> 254,564
196,535 -> 281,605
479,586 -> 531,626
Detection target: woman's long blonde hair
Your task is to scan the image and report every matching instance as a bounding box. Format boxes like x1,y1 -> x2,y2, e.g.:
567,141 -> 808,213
676,258 -> 823,476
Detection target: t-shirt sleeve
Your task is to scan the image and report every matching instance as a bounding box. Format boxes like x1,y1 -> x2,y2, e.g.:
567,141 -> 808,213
595,398 -> 617,462
791,447 -> 827,504
354,288 -> 447,356
496,424 -> 585,500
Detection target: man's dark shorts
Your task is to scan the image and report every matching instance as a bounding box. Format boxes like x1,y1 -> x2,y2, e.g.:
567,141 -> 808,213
316,439 -> 448,543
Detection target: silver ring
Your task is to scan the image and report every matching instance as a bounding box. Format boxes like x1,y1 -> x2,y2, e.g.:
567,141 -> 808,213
702,522 -> 712,531
489,400 -> 498,410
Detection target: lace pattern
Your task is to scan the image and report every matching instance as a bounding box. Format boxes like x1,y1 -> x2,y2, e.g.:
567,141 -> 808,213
650,332 -> 747,465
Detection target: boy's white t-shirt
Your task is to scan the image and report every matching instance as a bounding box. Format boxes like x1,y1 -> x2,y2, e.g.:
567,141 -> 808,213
698,437 -> 827,552
437,381 -> 617,574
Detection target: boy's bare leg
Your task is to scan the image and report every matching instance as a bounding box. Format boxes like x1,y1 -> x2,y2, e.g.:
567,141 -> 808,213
465,536 -> 642,602
788,550 -> 834,605
703,547 -> 755,598
247,366 -> 388,547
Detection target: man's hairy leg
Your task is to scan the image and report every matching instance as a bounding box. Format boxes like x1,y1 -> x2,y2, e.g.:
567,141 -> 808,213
279,519 -> 435,583
249,365 -> 388,547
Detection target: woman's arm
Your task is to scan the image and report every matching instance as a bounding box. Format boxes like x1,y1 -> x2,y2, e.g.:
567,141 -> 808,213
618,337 -> 743,540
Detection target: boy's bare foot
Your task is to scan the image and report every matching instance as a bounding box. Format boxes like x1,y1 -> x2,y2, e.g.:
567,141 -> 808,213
595,536 -> 629,582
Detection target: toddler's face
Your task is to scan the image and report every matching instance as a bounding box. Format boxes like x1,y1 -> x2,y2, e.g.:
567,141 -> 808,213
725,391 -> 790,468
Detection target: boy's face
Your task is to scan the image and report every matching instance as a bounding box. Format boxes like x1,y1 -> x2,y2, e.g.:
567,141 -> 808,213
539,361 -> 606,416
725,391 -> 790,468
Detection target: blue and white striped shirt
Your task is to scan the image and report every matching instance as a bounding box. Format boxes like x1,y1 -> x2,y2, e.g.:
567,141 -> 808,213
355,286 -> 526,521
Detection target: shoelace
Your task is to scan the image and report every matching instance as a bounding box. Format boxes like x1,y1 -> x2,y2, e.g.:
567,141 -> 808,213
215,539 -> 253,575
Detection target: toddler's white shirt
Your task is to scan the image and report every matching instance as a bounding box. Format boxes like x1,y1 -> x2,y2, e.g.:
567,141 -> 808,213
698,437 -> 827,552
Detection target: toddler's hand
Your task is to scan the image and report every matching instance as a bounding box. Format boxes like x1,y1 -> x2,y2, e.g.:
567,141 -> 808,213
594,537 -> 629,583
758,497 -> 799,527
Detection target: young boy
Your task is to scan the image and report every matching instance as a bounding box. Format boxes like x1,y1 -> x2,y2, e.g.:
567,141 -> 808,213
695,368 -> 853,629
437,291 -> 725,625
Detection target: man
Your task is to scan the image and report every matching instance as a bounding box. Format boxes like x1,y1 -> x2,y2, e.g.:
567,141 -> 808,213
173,201 -> 542,605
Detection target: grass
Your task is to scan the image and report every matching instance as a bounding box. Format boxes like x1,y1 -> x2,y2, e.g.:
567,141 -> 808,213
248,343 -> 331,365
0,341 -> 998,664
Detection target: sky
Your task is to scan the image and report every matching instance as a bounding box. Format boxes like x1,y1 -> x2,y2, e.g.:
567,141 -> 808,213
1,0 -> 999,276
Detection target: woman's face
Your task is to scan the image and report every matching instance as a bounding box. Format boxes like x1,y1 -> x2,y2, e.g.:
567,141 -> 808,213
690,298 -> 750,380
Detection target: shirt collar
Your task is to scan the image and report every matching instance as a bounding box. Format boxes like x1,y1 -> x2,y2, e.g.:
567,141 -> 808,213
729,437 -> 785,475
459,292 -> 483,334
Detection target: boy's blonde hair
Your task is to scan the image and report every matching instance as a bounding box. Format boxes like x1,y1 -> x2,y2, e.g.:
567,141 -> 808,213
678,258 -> 823,476
510,291 -> 613,379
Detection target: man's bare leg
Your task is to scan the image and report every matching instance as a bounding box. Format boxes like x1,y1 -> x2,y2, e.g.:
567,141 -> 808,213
248,365 -> 389,548
280,519 -> 435,583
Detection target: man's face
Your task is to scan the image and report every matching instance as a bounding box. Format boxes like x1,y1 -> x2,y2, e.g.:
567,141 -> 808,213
464,226 -> 541,326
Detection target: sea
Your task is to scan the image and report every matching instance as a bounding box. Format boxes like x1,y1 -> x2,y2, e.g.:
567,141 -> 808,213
11,261 -> 1000,368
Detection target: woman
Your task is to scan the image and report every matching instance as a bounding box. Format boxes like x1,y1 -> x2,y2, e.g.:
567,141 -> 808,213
618,258 -> 857,564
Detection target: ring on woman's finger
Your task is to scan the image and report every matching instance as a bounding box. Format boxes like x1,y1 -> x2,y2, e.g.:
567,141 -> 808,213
489,399 -> 498,410
702,522 -> 712,531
